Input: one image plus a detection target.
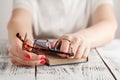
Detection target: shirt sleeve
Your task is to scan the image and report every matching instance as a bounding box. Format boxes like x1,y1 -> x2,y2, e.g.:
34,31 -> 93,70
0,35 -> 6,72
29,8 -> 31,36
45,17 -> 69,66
13,0 -> 34,13
13,0 -> 40,36
91,0 -> 114,14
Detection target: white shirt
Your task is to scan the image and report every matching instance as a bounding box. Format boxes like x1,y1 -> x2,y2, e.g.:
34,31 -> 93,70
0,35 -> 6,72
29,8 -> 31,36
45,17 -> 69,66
13,0 -> 113,38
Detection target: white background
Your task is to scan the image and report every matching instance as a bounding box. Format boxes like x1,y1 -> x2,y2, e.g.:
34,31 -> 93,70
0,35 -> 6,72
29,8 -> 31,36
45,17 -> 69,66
0,0 -> 120,39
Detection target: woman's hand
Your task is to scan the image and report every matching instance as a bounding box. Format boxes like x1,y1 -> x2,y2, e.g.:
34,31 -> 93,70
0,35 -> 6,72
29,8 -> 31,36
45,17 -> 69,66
51,33 -> 91,59
8,39 -> 46,66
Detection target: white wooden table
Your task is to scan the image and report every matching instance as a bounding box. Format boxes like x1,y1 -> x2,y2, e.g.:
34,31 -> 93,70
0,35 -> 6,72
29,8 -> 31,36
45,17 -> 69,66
0,39 -> 120,80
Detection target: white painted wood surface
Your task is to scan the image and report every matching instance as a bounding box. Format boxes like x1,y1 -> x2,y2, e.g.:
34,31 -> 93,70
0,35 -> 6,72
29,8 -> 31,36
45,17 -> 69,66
1,39 -> 120,80
0,40 -> 35,80
96,39 -> 120,80
36,49 -> 114,80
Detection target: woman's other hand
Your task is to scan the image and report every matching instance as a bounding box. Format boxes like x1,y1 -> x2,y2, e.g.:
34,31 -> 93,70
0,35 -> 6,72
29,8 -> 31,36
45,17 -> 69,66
51,33 -> 91,59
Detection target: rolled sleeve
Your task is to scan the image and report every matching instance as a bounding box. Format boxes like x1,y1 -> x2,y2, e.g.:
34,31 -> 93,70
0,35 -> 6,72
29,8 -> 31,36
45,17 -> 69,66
13,0 -> 34,13
91,0 -> 114,14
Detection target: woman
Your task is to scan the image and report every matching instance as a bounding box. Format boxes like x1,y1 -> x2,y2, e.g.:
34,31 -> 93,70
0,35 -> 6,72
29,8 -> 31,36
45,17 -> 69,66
8,0 -> 117,66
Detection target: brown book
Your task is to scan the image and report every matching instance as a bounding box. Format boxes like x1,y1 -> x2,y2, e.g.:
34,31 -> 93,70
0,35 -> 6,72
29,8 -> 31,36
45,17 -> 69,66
37,51 -> 88,66
45,53 -> 88,66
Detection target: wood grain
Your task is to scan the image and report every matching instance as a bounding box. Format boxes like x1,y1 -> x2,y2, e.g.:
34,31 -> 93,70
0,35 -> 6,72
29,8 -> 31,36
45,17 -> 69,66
0,40 -> 35,80
96,40 -> 120,80
0,39 -> 119,80
36,49 -> 114,80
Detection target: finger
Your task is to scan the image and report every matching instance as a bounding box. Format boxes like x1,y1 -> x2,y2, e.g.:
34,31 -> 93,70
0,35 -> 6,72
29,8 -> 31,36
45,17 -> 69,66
24,39 -> 34,51
10,52 -> 46,66
50,39 -> 58,48
69,41 -> 80,56
61,34 -> 72,41
82,46 -> 90,58
8,52 -> 13,59
66,41 -> 79,59
9,52 -> 22,65
9,46 -> 46,61
74,41 -> 86,59
10,58 -> 20,66
21,40 -> 46,61
9,42 -> 24,57
26,52 -> 46,60
9,47 -> 27,60
26,39 -> 34,46
60,40 -> 70,53
53,39 -> 62,50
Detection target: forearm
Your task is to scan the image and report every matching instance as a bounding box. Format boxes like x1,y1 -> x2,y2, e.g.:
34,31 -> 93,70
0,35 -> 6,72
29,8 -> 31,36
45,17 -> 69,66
7,9 -> 33,44
8,20 -> 33,44
75,20 -> 117,48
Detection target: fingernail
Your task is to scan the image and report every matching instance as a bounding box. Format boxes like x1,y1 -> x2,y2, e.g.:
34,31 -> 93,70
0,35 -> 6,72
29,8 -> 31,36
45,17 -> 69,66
40,55 -> 46,60
40,59 -> 46,65
25,54 -> 31,60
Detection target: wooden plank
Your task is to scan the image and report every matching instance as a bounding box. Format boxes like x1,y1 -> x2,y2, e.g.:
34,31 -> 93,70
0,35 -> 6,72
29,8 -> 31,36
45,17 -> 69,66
0,40 -> 35,80
0,60 -> 36,80
36,49 -> 114,80
96,39 -> 120,80
1,39 -> 118,80
0,40 -> 9,57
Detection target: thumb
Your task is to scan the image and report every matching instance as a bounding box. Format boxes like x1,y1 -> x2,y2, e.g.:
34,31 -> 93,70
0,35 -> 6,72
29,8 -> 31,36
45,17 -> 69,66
50,39 -> 58,48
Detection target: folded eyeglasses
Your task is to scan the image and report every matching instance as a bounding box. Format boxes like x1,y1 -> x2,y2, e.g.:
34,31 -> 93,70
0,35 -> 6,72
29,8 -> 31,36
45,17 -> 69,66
16,33 -> 74,57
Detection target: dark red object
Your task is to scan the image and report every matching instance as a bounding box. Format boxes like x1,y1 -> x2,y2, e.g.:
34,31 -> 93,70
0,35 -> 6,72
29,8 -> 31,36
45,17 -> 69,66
16,33 -> 74,57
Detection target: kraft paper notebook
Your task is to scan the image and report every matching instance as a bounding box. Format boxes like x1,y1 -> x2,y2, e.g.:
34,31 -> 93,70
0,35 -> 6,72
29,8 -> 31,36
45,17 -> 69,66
45,54 -> 88,66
